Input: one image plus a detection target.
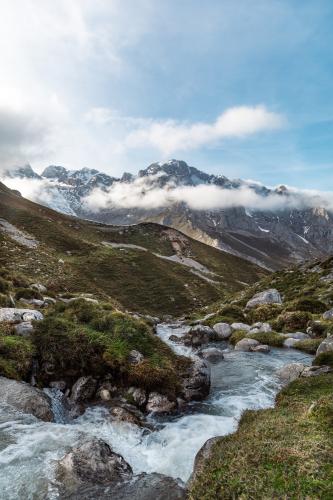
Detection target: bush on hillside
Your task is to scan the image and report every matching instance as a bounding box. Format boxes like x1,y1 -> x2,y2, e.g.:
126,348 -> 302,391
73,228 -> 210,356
272,311 -> 312,332
284,297 -> 327,314
248,331 -> 284,347
246,304 -> 282,323
313,351 -> 333,367
15,288 -> 43,301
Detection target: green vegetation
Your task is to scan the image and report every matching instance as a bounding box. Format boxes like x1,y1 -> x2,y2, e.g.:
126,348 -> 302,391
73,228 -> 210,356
0,335 -> 35,379
15,287 -> 42,301
295,338 -> 323,354
33,299 -> 190,396
189,374 -> 333,499
206,305 -> 246,326
246,303 -> 282,323
314,351 -> 333,367
248,331 -> 284,347
271,310 -> 312,332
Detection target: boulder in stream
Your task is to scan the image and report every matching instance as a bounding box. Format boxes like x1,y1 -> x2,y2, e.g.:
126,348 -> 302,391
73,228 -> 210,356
182,358 -> 211,401
234,338 -> 259,352
0,376 -> 54,421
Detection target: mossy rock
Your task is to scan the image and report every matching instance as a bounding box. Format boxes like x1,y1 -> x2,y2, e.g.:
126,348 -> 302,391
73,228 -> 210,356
296,338 -> 323,354
0,335 -> 35,379
313,351 -> 333,367
248,331 -> 284,347
229,330 -> 248,345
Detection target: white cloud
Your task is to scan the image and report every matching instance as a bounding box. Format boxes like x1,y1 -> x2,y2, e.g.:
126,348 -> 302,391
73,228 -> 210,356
122,106 -> 284,155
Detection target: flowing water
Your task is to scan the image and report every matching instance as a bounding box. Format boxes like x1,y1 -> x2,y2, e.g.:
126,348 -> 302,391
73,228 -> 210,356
0,323 -> 312,499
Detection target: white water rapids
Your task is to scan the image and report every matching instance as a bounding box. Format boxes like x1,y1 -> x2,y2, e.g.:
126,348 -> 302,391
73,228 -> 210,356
0,323 -> 312,499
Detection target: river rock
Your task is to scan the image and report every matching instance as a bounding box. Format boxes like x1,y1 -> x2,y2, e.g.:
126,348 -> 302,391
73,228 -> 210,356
199,347 -> 224,361
168,334 -> 184,343
276,363 -> 305,384
250,322 -> 272,333
283,332 -> 310,340
0,377 -> 54,421
14,321 -> 34,336
30,283 -> 47,293
184,325 -> 214,347
322,308 -> 333,320
252,344 -> 270,353
316,336 -> 333,356
283,338 -> 301,348
146,393 -> 176,414
127,386 -> 147,407
57,438 -> 132,490
110,406 -> 141,426
189,437 -> 221,486
0,307 -> 43,322
182,358 -> 211,401
301,365 -> 333,377
212,322 -> 232,339
99,389 -> 111,401
234,338 -> 260,351
63,472 -> 187,499
231,322 -> 251,332
246,288 -> 282,309
70,376 -> 97,404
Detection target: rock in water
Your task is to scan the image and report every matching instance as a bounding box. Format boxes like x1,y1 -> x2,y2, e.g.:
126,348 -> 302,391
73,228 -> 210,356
276,363 -> 305,385
182,358 -> 211,401
57,438 -> 132,491
0,377 -> 54,421
70,376 -> 97,404
146,393 -> 176,414
234,338 -> 260,352
212,322 -> 232,339
199,347 -> 224,361
246,289 -> 282,309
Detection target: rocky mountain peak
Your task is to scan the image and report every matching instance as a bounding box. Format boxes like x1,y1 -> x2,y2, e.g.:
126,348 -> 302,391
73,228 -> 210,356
9,164 -> 40,179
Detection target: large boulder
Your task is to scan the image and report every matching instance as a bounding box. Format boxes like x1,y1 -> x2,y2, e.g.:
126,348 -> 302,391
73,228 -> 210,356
316,336 -> 333,356
212,322 -> 232,340
0,307 -> 43,322
276,363 -> 305,385
57,438 -> 132,490
183,325 -> 214,347
146,393 -> 176,414
182,358 -> 211,401
234,338 -> 259,352
249,322 -> 272,333
246,289 -> 282,309
0,377 -> 54,421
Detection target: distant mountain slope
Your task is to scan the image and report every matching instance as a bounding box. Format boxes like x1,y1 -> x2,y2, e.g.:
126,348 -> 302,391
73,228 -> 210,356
4,160 -> 333,270
0,182 -> 266,316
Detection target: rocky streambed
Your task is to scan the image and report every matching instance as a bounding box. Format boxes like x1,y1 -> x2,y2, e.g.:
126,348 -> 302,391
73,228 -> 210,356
0,323 -> 312,499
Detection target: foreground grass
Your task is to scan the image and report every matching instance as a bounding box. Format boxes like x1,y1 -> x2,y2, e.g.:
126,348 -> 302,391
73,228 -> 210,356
189,374 -> 333,499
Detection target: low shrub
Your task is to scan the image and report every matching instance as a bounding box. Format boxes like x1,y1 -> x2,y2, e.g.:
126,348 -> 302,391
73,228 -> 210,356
246,304 -> 282,323
207,305 -> 245,326
248,331 -> 284,347
15,288 -> 43,301
273,311 -> 312,332
0,335 -> 35,379
229,330 -> 248,345
0,277 -> 10,293
284,297 -> 327,314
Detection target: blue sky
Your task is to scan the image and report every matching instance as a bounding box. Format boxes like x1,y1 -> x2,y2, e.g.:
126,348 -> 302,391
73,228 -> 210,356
0,0 -> 332,189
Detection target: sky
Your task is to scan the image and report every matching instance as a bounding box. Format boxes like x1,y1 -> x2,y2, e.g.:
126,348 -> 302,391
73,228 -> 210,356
0,0 -> 333,189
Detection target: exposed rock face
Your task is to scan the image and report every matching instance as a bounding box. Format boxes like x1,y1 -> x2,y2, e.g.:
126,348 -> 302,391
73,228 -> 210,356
316,336 -> 333,356
57,438 -> 132,488
276,363 -> 305,384
212,322 -> 232,339
0,308 -> 43,322
182,358 -> 211,401
199,347 -> 224,361
234,338 -> 260,352
110,407 -> 141,426
246,289 -> 282,308
0,377 -> 54,421
146,393 -> 176,414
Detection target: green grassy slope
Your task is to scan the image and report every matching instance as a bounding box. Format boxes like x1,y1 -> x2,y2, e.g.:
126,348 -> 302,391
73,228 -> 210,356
0,183 -> 266,316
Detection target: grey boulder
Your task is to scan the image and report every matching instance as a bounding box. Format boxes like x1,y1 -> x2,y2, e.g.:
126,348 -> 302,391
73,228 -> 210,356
146,393 -> 176,414
0,377 -> 54,421
322,308 -> 333,320
231,322 -> 251,332
199,347 -> 224,362
246,289 -> 282,309
276,363 -> 305,385
212,322 -> 232,339
316,336 -> 333,356
234,338 -> 259,351
182,358 -> 211,401
0,307 -> 43,322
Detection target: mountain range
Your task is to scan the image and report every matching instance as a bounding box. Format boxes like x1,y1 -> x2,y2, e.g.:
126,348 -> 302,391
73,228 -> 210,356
4,160 -> 333,270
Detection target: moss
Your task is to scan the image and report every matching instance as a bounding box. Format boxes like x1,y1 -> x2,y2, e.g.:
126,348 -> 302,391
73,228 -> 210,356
229,330 -> 248,345
206,305 -> 245,326
296,338 -> 323,354
248,331 -> 284,347
0,335 -> 35,379
0,277 -> 10,293
0,293 -> 11,307
273,310 -> 312,332
189,374 -> 333,499
246,303 -> 282,323
313,352 -> 333,367
15,287 -> 43,301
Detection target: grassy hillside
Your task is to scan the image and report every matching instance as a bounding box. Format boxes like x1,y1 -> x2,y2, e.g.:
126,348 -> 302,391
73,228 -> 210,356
0,182 -> 266,316
189,374 -> 333,499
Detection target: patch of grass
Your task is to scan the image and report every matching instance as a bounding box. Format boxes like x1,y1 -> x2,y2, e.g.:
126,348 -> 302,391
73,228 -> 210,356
248,331 -> 284,347
206,305 -> 246,327
0,277 -> 10,293
229,330 -> 248,345
15,287 -> 43,301
246,303 -> 282,323
272,310 -> 312,332
313,351 -> 333,367
295,338 -> 323,354
0,335 -> 35,379
189,374 -> 333,499
285,297 -> 327,314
